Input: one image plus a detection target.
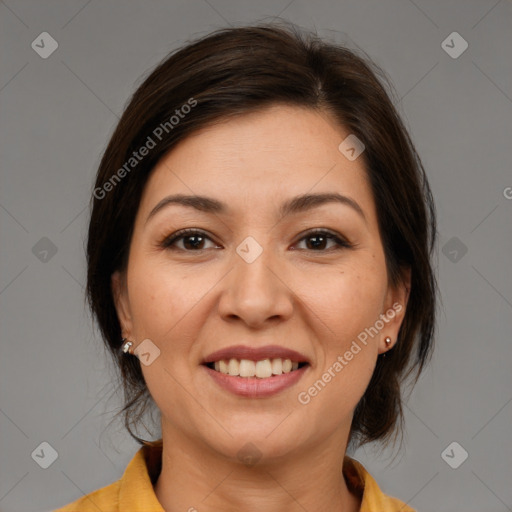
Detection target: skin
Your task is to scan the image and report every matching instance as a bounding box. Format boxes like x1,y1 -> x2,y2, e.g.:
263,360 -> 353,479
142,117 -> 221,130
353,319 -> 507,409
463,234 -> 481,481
112,104 -> 410,512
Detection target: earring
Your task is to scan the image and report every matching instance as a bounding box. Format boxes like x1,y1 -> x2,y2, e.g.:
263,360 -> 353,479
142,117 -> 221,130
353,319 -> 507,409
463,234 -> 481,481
121,338 -> 134,355
385,336 -> 392,347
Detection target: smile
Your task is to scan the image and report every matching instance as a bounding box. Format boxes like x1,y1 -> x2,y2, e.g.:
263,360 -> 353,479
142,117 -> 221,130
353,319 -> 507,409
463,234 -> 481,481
202,361 -> 310,398
205,358 -> 308,378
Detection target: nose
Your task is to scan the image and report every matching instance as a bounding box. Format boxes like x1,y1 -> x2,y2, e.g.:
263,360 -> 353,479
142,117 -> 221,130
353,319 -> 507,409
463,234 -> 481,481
217,241 -> 294,328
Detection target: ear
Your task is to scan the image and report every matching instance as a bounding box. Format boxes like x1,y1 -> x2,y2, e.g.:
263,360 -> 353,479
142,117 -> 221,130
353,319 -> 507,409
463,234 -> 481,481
378,266 -> 411,354
111,270 -> 133,340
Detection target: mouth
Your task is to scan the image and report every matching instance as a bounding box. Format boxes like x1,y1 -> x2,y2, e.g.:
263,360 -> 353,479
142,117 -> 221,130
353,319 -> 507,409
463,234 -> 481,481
201,344 -> 311,378
200,356 -> 310,399
203,358 -> 309,378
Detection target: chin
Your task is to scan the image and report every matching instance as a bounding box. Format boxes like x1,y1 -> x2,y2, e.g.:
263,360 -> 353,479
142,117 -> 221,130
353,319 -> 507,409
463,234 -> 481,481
199,417 -> 309,464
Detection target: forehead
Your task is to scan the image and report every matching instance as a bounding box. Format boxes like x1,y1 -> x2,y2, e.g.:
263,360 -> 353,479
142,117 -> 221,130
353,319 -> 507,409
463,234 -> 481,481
138,105 -> 376,223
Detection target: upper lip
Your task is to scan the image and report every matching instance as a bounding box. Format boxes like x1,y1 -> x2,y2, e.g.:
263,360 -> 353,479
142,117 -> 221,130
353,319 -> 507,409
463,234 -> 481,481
202,345 -> 310,364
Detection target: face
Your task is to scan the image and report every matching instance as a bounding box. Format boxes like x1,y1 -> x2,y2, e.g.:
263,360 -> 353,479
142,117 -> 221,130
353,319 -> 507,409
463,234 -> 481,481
112,104 -> 410,463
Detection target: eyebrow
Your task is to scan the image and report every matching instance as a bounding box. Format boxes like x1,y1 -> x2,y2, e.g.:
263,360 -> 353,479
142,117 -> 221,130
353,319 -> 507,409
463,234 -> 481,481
146,192 -> 367,225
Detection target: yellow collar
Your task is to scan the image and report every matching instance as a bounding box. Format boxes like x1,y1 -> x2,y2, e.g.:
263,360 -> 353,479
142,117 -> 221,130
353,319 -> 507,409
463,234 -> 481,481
116,439 -> 415,512
56,438 -> 415,511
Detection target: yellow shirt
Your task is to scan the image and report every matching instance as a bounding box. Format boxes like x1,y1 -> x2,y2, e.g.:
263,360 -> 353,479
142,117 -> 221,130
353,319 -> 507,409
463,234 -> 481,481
54,440 -> 415,511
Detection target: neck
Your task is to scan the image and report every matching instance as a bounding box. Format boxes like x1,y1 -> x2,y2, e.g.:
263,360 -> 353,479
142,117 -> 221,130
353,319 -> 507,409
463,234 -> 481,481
154,424 -> 361,512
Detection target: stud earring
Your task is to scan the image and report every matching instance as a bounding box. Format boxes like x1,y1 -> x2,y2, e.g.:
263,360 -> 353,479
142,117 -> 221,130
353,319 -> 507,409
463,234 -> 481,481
385,336 -> 392,347
121,338 -> 134,355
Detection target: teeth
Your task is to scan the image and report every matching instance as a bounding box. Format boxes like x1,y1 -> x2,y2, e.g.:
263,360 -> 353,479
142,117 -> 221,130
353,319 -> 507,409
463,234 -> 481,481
255,359 -> 272,378
228,358 -> 239,376
271,358 -> 282,375
239,359 -> 256,377
219,360 -> 229,373
210,358 -> 304,378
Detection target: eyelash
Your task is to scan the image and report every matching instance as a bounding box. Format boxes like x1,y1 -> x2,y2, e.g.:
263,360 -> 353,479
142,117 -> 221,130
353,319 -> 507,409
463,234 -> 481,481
159,228 -> 353,252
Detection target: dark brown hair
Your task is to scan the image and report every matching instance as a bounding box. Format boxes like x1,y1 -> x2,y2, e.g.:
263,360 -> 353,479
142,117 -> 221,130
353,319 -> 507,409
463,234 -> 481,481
87,21 -> 438,450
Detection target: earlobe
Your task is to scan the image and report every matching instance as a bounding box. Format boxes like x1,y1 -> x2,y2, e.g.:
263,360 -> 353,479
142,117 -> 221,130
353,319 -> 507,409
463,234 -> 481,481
111,270 -> 133,337
380,267 -> 411,353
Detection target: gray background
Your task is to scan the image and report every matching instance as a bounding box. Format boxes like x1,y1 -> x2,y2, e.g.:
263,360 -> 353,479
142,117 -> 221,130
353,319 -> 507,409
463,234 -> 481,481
1,1 -> 511,511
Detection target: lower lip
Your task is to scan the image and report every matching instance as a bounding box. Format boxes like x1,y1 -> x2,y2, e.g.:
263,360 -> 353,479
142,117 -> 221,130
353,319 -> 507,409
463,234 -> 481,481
202,364 -> 309,398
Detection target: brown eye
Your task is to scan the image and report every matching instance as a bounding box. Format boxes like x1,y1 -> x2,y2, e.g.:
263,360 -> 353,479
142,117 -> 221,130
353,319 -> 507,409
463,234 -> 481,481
160,228 -> 352,253
160,229 -> 219,251
294,230 -> 352,251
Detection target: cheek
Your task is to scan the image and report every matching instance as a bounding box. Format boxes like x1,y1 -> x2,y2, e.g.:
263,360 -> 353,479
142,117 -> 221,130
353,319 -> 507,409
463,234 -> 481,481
297,265 -> 384,410
299,262 -> 386,343
127,256 -> 202,339
127,259 -> 206,414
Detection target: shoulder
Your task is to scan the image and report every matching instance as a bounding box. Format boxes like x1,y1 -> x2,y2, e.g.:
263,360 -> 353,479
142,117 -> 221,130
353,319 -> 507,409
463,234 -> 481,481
53,441 -> 164,512
343,456 -> 416,512
53,479 -> 121,512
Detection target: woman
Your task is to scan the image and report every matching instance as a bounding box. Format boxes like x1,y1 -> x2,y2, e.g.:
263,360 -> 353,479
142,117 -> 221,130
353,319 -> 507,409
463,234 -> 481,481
55,21 -> 438,512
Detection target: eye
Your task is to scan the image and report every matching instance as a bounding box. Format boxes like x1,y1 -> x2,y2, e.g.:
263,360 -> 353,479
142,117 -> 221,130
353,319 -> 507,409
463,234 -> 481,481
159,228 -> 353,252
159,229 -> 219,251
293,229 -> 353,251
